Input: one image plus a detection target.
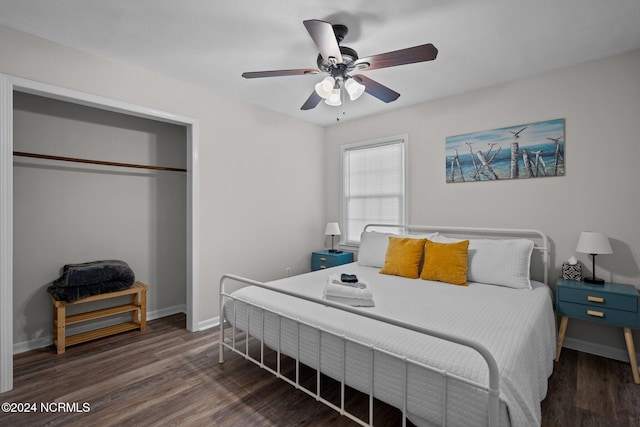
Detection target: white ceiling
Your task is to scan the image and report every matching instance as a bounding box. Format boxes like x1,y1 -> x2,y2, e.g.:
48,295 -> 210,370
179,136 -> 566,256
1,0 -> 639,127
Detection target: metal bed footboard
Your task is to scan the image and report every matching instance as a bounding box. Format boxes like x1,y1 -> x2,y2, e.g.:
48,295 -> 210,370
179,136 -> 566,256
219,274 -> 501,426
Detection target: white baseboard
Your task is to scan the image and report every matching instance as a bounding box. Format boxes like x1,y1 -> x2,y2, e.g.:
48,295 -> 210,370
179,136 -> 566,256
563,336 -> 640,364
149,304 -> 187,321
13,304 -> 186,354
197,316 -> 219,331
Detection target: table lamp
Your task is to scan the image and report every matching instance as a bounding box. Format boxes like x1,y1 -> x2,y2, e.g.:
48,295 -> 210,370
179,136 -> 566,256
325,222 -> 341,253
576,231 -> 612,284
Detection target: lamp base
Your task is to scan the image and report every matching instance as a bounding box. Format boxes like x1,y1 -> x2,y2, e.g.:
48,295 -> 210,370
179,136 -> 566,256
584,277 -> 605,285
328,249 -> 342,253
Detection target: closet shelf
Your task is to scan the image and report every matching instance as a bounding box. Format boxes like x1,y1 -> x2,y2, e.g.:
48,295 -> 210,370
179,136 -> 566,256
13,151 -> 187,172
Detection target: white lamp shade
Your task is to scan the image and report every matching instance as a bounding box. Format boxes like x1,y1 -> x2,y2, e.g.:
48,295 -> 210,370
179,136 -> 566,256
324,86 -> 342,106
576,231 -> 612,255
325,222 -> 341,236
345,78 -> 365,100
314,77 -> 334,99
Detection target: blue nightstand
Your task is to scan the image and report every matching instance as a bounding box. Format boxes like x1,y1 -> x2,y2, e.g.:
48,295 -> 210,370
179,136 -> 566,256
555,278 -> 639,384
311,250 -> 354,271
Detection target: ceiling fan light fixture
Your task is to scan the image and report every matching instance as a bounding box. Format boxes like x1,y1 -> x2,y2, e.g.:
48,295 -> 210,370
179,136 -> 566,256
314,76 -> 334,99
345,78 -> 365,101
324,85 -> 342,106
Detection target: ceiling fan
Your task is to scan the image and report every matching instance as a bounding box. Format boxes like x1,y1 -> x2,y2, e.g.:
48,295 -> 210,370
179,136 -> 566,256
242,19 -> 438,111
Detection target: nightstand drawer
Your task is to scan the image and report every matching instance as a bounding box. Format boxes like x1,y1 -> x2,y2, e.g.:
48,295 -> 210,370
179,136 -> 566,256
313,256 -> 338,270
558,301 -> 638,328
558,287 -> 638,312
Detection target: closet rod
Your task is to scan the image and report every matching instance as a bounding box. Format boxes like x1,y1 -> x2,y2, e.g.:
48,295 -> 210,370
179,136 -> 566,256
13,151 -> 187,172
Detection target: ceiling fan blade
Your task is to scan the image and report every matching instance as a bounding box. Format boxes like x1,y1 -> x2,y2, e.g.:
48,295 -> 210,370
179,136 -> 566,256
355,43 -> 438,71
300,91 -> 323,110
242,69 -> 319,79
303,19 -> 343,64
352,74 -> 400,103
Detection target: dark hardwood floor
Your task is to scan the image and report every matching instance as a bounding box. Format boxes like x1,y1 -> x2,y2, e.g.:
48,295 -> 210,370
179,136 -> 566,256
2,314 -> 639,426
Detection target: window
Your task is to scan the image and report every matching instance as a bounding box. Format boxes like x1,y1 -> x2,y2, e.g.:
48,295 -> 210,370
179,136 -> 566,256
340,135 -> 407,245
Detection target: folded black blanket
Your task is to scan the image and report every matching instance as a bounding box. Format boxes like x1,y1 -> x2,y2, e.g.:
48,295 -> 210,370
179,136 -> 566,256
48,281 -> 135,303
52,260 -> 135,288
47,260 -> 136,302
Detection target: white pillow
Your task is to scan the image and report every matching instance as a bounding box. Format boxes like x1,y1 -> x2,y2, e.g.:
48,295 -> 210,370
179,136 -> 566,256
358,230 -> 438,268
467,238 -> 534,289
358,231 -> 397,268
430,235 -> 463,244
431,235 -> 534,289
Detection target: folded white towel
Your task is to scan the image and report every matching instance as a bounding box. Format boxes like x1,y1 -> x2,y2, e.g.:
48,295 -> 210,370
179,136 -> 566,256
324,295 -> 375,307
329,273 -> 367,289
323,276 -> 374,307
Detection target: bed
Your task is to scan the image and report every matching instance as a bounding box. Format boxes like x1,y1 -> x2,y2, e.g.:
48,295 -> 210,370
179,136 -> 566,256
219,225 -> 556,426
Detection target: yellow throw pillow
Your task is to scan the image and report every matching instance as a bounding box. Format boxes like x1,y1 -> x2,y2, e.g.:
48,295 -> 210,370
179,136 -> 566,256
379,237 -> 427,279
420,239 -> 469,286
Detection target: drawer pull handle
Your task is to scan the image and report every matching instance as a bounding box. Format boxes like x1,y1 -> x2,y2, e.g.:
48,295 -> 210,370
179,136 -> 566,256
320,265 -> 327,269
587,296 -> 604,303
320,257 -> 327,261
587,310 -> 604,318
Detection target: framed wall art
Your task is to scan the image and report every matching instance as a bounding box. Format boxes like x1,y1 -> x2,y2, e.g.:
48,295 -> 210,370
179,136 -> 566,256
446,118 -> 565,183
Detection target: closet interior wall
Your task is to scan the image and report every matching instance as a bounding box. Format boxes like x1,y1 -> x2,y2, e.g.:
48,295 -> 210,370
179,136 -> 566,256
12,91 -> 187,350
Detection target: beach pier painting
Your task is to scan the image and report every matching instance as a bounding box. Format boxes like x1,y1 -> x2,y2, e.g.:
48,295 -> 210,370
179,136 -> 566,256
446,118 -> 565,183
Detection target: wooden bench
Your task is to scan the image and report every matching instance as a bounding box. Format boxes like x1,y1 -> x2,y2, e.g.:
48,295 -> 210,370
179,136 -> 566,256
51,281 -> 148,354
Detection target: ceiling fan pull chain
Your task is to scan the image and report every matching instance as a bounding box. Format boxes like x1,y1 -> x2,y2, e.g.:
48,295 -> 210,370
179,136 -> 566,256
342,83 -> 346,117
336,82 -> 341,122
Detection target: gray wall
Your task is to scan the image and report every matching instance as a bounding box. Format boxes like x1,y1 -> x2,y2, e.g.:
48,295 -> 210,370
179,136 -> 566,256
13,92 -> 187,346
324,50 -> 640,357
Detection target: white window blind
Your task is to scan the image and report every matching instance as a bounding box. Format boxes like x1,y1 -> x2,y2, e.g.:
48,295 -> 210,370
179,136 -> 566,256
341,136 -> 407,244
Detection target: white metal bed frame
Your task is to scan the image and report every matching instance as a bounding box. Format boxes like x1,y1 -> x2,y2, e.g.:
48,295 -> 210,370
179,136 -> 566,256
218,225 -> 550,426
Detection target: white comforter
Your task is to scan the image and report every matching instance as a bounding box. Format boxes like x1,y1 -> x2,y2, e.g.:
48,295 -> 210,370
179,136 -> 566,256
225,263 -> 555,426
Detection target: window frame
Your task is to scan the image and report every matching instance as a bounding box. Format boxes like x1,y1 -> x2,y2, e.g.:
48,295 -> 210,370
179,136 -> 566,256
339,134 -> 409,247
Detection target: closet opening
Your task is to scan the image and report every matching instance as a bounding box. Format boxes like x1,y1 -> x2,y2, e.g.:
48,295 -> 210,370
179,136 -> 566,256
13,91 -> 187,353
1,74 -> 199,392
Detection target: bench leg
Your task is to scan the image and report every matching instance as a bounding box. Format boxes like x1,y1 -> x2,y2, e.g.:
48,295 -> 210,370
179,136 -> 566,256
55,305 -> 66,354
134,288 -> 147,332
